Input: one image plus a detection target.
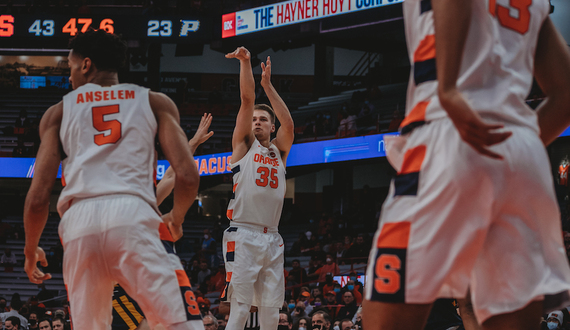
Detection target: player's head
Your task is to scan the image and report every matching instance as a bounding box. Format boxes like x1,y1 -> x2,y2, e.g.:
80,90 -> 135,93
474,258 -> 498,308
67,29 -> 127,89
253,104 -> 276,141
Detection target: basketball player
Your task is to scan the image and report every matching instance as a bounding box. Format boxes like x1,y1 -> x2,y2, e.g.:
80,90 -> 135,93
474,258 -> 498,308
23,30 -> 204,330
363,0 -> 570,329
222,47 -> 294,330
112,113 -> 214,330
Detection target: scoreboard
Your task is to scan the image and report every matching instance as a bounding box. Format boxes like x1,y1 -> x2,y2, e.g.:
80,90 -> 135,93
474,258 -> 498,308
0,14 -> 206,42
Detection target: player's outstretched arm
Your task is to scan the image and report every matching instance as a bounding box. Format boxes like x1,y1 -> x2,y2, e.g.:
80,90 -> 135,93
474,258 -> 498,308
156,113 -> 213,206
23,102 -> 63,284
535,18 -> 570,146
261,56 -> 294,164
433,0 -> 511,159
150,92 -> 199,240
226,47 -> 255,162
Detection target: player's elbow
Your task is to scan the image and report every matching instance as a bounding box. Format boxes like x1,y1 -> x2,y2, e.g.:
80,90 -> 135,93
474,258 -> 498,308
25,192 -> 49,215
176,168 -> 200,191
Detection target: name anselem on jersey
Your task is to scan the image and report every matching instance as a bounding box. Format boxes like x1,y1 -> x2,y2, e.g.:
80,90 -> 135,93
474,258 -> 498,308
76,90 -> 135,103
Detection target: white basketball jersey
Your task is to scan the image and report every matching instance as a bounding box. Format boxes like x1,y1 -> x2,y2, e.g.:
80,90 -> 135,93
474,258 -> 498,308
226,139 -> 286,228
401,0 -> 550,133
57,83 -> 158,216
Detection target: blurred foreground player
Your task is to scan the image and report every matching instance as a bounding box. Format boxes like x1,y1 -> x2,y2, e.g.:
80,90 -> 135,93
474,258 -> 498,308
23,30 -> 204,330
222,47 -> 294,330
363,0 -> 570,329
112,114 -> 214,330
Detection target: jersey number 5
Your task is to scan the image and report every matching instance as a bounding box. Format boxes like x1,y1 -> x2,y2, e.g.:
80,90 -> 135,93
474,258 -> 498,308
92,104 -> 122,146
489,0 -> 532,35
256,166 -> 278,188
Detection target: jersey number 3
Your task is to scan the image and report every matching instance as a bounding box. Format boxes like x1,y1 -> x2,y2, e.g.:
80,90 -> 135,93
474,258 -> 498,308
489,0 -> 532,35
256,167 -> 278,188
93,105 -> 122,146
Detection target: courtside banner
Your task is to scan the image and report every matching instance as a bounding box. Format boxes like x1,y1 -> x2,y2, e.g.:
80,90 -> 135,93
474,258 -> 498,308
222,0 -> 404,38
0,133 -> 397,178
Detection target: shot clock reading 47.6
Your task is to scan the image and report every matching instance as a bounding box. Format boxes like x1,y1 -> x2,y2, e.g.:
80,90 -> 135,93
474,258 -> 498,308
0,15 -> 201,39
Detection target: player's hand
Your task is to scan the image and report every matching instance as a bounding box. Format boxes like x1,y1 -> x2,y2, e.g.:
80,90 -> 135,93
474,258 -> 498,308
250,306 -> 258,313
260,56 -> 272,88
440,89 -> 512,159
24,247 -> 52,284
162,212 -> 184,242
190,113 -> 214,147
225,47 -> 251,61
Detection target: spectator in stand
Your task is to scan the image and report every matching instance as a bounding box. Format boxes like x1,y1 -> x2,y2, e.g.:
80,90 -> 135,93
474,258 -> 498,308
301,231 -> 317,256
337,111 -> 357,137
286,274 -> 300,300
201,229 -> 217,267
14,109 -> 31,134
292,317 -> 310,330
343,280 -> 362,305
208,264 -> 227,293
0,299 -> 28,329
4,316 -> 20,330
388,110 -> 403,132
312,311 -> 332,330
348,272 -> 363,295
52,316 -> 65,330
37,284 -> 55,307
0,219 -> 11,244
291,301 -> 308,325
0,297 -> 6,313
198,297 -> 212,317
311,255 -> 340,283
287,299 -> 297,314
323,291 -> 339,321
332,242 -> 348,265
289,259 -> 308,286
545,311 -> 564,330
346,234 -> 369,263
197,260 -> 212,289
298,292 -> 313,314
339,319 -> 353,330
203,314 -> 218,330
12,139 -> 30,158
321,275 -> 336,295
0,248 -> 17,272
311,243 -> 327,262
343,236 -> 352,251
289,233 -> 307,256
322,111 -> 334,136
38,318 -> 52,330
311,288 -> 323,301
189,259 -> 200,286
307,257 -> 323,279
335,291 -> 358,322
28,311 -> 39,330
279,311 -> 293,330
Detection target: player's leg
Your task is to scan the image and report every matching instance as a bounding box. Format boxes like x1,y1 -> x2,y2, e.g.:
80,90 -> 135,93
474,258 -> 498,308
62,233 -> 114,330
102,200 -> 203,330
362,300 -> 432,330
222,226 -> 264,330
256,232 -> 284,330
258,306 -> 279,330
481,301 -> 542,330
457,290 -> 481,330
225,298 -> 252,330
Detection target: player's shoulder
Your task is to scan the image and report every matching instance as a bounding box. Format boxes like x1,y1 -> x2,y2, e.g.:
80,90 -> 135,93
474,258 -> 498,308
42,101 -> 64,126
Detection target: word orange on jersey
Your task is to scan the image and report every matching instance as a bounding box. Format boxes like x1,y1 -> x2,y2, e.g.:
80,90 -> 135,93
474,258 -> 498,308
254,153 -> 279,167
76,90 -> 135,104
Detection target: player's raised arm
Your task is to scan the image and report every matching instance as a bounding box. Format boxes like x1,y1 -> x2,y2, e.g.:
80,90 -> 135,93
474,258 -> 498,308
433,0 -> 511,159
156,113 -> 213,206
23,102 -> 63,284
534,18 -> 570,146
226,47 -> 256,162
150,92 -> 199,240
261,56 -> 294,164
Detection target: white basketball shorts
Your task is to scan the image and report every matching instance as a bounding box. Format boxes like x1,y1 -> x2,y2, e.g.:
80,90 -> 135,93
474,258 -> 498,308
59,194 -> 204,330
221,222 -> 285,308
365,118 -> 570,322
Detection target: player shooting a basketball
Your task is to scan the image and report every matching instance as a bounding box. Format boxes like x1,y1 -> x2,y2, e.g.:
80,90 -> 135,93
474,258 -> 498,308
222,47 -> 294,330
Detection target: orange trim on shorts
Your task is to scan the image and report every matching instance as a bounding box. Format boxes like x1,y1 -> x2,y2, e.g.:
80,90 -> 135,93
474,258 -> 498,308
398,145 -> 427,175
233,183 -> 238,192
175,269 -> 191,288
61,170 -> 66,187
413,34 -> 436,63
227,209 -> 233,220
226,271 -> 232,282
227,241 -> 235,253
377,222 -> 411,249
400,101 -> 428,130
158,222 -> 174,242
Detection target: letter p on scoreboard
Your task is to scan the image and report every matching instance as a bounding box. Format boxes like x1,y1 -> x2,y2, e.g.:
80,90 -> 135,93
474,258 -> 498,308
222,12 -> 236,38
